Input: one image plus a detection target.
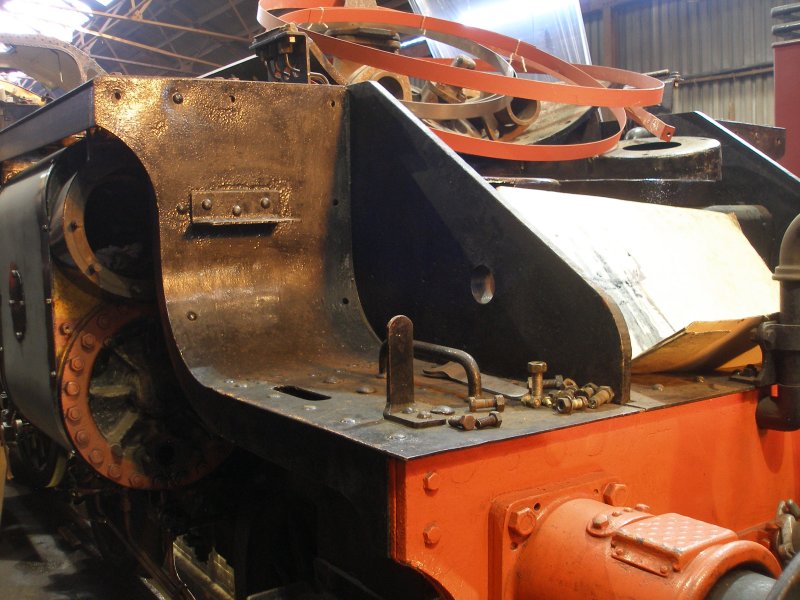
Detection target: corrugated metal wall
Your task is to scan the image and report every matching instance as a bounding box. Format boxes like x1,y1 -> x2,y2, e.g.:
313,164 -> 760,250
584,0 -> 781,125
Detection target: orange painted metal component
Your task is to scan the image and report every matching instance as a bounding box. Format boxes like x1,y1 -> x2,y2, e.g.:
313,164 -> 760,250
59,304 -> 151,488
389,391 -> 800,599
515,498 -> 779,599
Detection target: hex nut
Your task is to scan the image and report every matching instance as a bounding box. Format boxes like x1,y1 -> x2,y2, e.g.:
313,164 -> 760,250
603,482 -> 629,507
508,507 -> 537,538
528,361 -> 547,375
423,524 -> 442,546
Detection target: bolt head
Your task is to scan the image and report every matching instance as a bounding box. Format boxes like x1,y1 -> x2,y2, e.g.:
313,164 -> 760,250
423,524 -> 442,546
508,507 -> 537,538
603,482 -> 629,507
634,503 -> 651,513
423,472 -> 440,492
528,361 -> 547,375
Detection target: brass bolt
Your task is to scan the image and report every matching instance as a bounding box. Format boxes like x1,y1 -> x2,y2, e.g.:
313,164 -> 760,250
527,360 -> 547,397
542,374 -> 565,390
556,390 -> 587,414
588,386 -> 615,409
475,411 -> 503,429
448,414 -> 477,431
575,383 -> 599,399
508,507 -> 537,538
469,395 -> 504,412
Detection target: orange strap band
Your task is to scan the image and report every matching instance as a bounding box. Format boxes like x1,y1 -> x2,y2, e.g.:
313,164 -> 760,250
257,1 -> 675,161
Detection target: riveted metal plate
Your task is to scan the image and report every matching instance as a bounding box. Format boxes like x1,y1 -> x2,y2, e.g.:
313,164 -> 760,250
189,189 -> 295,226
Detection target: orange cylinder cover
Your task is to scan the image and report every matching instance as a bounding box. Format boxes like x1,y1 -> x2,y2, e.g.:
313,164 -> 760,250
389,391 -> 800,599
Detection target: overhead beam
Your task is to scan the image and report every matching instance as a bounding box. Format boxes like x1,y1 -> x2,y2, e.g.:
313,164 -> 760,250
75,25 -> 222,67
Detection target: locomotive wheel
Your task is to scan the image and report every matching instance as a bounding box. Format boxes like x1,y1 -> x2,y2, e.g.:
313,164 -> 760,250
9,423 -> 66,489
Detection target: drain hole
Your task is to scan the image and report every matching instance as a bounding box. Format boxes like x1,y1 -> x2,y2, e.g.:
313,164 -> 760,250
274,386 -> 331,401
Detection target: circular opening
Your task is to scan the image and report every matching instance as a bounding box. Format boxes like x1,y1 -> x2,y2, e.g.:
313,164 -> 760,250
470,265 -> 495,305
332,198 -> 340,206
533,502 -> 541,511
83,175 -> 153,280
329,100 -> 336,108
229,94 -> 236,103
377,76 -> 404,99
509,97 -> 539,121
342,297 -> 350,305
112,90 -> 122,101
623,141 -> 681,152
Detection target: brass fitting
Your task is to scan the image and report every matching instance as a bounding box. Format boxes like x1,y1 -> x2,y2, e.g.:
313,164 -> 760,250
587,386 -> 615,408
522,361 -> 547,407
556,390 -> 588,415
469,394 -> 505,412
575,383 -> 600,399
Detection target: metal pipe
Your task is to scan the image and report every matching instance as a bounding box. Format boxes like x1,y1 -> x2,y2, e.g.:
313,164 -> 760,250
707,570 -> 776,600
379,340 -> 483,398
757,212 -> 800,430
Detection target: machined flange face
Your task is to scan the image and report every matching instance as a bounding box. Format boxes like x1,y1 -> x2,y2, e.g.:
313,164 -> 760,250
50,152 -> 154,300
59,304 -> 228,489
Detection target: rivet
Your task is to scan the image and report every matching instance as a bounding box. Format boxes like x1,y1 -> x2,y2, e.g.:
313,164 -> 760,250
611,510 -> 622,517
634,503 -> 651,512
69,357 -> 85,373
66,407 -> 82,422
87,263 -> 100,276
260,197 -> 271,209
201,198 -> 213,210
107,464 -> 121,479
97,314 -> 110,329
652,383 -> 664,391
659,565 -> 668,575
615,548 -> 624,556
591,514 -> 610,529
232,205 -> 243,217
75,430 -> 89,447
129,474 -> 145,488
186,311 -> 198,321
110,443 -> 123,459
89,448 -> 104,465
64,381 -> 80,396
81,333 -> 96,350
172,92 -> 183,104
356,385 -> 375,394
423,524 -> 442,546
423,471 -> 440,492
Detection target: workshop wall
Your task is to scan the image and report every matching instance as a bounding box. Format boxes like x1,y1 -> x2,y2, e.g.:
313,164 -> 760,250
584,0 -> 783,125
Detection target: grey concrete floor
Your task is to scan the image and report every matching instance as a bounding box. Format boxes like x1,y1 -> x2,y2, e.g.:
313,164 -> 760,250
0,481 -> 158,600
